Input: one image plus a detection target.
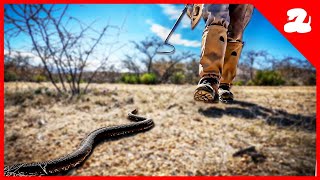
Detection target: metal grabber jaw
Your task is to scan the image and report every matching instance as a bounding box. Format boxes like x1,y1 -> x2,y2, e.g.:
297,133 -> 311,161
157,42 -> 176,54
156,4 -> 188,55
156,4 -> 203,55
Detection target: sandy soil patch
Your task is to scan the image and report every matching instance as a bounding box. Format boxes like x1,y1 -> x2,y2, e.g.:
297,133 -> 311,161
4,82 -> 316,176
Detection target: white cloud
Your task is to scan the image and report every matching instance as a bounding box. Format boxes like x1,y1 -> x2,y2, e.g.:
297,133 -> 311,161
4,47 -> 127,72
4,50 -> 43,66
159,4 -> 190,28
149,22 -> 201,48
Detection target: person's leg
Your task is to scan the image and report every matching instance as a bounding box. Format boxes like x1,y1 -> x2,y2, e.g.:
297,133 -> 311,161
194,4 -> 230,103
219,4 -> 254,102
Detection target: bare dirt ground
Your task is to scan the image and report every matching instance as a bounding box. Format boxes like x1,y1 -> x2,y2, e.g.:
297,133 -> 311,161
4,82 -> 316,176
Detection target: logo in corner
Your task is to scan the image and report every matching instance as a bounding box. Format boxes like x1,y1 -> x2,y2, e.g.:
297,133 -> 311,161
284,8 -> 311,33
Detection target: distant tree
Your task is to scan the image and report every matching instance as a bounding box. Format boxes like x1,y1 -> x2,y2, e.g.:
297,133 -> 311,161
103,65 -> 121,83
272,57 -> 315,85
4,52 -> 38,82
121,54 -> 141,75
131,36 -> 163,73
241,50 -> 269,81
157,51 -> 195,83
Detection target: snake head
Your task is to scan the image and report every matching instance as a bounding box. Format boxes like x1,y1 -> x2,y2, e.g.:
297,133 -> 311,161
131,109 -> 138,114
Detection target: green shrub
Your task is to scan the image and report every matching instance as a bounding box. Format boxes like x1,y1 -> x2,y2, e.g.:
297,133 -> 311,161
79,79 -> 86,83
170,72 -> 185,84
66,75 -> 83,83
246,80 -> 255,86
140,73 -> 157,84
33,75 -> 47,82
121,74 -> 140,84
34,87 -> 43,95
233,80 -> 244,86
253,70 -> 285,86
4,71 -> 19,82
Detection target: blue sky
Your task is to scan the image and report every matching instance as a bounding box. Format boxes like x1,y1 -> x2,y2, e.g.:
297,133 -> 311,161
5,4 -> 307,69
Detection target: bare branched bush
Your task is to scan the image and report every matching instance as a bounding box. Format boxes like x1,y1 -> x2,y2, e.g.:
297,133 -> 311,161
272,57 -> 315,85
237,50 -> 315,85
5,4 -> 125,95
154,51 -> 195,83
130,36 -> 163,73
5,52 -> 47,82
239,50 -> 269,81
123,36 -> 196,83
121,54 -> 141,75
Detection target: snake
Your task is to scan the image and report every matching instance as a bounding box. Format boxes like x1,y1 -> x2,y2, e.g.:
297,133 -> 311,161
4,110 -> 154,176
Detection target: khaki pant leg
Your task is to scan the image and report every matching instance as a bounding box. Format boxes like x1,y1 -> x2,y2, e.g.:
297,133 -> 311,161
220,4 -> 254,84
220,41 -> 243,84
199,25 -> 228,78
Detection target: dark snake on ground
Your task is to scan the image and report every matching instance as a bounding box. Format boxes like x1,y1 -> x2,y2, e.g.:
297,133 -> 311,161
4,110 -> 154,176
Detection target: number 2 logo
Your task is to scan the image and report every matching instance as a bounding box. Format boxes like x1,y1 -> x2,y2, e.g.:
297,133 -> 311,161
284,8 -> 311,33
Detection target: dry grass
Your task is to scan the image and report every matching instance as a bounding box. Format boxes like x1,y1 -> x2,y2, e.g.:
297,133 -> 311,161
4,82 -> 316,176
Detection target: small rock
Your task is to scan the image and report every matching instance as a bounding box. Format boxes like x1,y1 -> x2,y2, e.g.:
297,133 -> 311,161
114,102 -> 121,108
37,119 -> 46,127
77,129 -> 84,134
126,97 -> 134,104
55,141 -> 61,146
37,133 -> 44,141
7,132 -> 19,141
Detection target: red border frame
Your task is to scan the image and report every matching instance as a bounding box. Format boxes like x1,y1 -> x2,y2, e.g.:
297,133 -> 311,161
1,0 -> 319,179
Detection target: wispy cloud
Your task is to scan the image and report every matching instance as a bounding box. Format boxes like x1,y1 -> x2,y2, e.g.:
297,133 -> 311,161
148,21 -> 201,48
159,4 -> 190,28
4,50 -> 43,66
4,49 -> 114,72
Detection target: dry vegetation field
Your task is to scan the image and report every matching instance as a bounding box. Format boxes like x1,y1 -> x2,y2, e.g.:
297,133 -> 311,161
4,82 -> 316,176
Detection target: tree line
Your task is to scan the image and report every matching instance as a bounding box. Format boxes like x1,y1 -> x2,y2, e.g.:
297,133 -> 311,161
5,41 -> 315,86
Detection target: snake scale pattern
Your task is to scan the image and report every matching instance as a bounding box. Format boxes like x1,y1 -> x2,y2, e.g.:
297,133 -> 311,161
4,110 -> 154,176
